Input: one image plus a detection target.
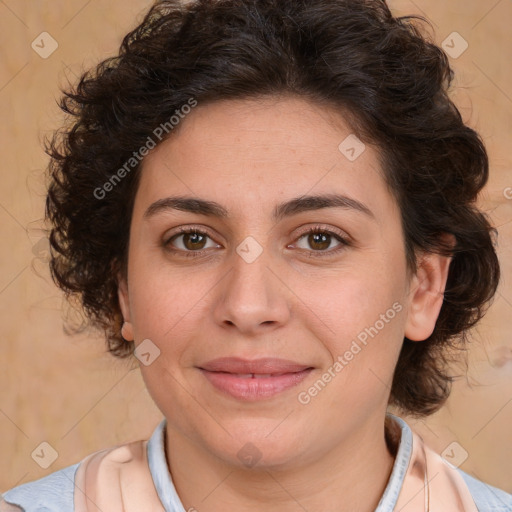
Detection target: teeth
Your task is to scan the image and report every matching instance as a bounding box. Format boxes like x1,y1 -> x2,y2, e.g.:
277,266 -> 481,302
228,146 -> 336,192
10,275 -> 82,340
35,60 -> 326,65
237,374 -> 254,379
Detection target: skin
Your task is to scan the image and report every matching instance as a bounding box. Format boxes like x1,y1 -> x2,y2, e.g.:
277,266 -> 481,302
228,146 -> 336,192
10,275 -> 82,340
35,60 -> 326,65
118,95 -> 452,512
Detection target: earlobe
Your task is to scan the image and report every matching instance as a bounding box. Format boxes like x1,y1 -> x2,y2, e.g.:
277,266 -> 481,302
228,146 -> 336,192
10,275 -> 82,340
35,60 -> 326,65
404,238 -> 454,342
117,273 -> 134,342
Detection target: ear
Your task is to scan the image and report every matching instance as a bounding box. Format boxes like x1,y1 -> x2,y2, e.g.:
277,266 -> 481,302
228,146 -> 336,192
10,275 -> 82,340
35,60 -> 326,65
118,272 -> 134,342
404,235 -> 455,342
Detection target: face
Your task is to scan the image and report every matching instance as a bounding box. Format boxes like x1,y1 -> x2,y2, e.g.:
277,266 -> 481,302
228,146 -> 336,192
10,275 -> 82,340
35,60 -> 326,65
118,95 -> 450,470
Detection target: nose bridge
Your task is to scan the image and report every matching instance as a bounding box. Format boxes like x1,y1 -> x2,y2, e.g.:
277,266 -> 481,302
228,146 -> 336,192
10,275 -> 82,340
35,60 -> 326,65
213,237 -> 290,333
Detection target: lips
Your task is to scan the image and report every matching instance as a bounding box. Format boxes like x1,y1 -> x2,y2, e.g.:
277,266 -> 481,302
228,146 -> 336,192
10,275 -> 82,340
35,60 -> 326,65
200,357 -> 311,374
198,357 -> 313,400
233,373 -> 285,378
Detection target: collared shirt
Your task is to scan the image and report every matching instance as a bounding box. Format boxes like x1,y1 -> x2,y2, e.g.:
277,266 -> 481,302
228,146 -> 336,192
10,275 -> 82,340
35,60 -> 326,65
2,415 -> 511,511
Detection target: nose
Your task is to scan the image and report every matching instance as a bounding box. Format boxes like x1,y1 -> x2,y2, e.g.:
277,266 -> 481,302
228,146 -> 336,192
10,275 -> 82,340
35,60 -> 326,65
212,247 -> 291,336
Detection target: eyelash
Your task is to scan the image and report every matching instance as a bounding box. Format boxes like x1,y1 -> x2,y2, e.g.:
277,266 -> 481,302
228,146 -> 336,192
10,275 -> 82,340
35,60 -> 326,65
164,224 -> 351,259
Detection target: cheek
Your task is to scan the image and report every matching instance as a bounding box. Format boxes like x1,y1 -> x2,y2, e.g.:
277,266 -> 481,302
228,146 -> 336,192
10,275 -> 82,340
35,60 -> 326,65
303,278 -> 405,407
300,267 -> 405,346
298,269 -> 407,403
127,256 -> 218,352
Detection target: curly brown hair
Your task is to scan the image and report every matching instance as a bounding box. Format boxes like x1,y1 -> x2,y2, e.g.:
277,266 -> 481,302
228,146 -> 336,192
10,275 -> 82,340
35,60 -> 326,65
45,0 -> 500,417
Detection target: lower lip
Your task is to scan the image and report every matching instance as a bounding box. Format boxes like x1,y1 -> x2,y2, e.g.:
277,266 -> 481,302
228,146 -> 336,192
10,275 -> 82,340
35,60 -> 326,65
200,369 -> 313,400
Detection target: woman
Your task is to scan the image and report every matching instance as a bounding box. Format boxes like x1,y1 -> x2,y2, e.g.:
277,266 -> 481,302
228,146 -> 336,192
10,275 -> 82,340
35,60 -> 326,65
2,0 -> 511,510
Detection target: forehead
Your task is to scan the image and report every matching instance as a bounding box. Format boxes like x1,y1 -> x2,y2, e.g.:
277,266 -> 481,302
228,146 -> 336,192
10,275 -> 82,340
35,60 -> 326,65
134,96 -> 398,226
149,96 -> 363,163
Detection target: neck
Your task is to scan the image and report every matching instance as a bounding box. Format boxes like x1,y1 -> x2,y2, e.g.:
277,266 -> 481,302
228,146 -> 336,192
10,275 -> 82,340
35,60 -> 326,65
165,415 -> 397,512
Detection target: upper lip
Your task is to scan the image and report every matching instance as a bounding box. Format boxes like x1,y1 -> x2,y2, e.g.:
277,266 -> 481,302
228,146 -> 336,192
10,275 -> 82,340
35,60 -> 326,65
199,357 -> 312,374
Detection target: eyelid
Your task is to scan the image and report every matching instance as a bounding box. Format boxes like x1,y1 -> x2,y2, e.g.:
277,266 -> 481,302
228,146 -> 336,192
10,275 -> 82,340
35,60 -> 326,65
291,223 -> 351,244
163,223 -> 352,257
288,224 -> 352,257
163,225 -> 222,249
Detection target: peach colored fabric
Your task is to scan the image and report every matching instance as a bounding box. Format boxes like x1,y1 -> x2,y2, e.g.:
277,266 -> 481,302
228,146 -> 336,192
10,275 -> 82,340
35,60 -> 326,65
72,426 -> 478,511
74,441 -> 165,512
395,427 -> 478,511
0,501 -> 23,512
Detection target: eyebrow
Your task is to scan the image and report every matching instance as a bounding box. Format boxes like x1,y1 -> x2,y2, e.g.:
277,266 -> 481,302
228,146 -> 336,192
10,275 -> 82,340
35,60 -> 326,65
143,193 -> 374,221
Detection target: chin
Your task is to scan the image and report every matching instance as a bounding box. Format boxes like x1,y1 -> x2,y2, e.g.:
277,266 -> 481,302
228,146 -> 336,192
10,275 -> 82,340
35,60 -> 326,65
207,420 -> 311,470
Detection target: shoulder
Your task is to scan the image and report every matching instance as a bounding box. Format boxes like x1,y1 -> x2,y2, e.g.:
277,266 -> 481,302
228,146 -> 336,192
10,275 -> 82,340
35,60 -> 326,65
456,468 -> 512,512
389,414 -> 512,512
1,463 -> 80,512
1,422 -> 166,512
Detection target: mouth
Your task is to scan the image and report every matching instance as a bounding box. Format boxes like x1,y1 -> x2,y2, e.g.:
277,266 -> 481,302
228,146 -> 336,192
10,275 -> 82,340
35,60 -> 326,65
198,357 -> 314,401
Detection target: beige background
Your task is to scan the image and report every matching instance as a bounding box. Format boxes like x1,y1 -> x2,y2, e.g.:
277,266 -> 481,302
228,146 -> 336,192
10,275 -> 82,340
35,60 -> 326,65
1,0 -> 511,496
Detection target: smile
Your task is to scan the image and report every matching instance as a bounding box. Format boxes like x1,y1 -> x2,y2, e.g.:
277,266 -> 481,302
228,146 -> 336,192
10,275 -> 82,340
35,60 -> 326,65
198,358 -> 314,400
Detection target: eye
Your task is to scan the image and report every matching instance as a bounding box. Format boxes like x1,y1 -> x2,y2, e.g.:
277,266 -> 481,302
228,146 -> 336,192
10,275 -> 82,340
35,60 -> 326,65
163,224 -> 351,259
291,226 -> 350,256
164,227 -> 220,255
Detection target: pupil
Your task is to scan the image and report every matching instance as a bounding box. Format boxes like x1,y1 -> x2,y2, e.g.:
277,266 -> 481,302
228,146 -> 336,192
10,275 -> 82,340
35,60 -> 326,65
185,232 -> 205,249
310,232 -> 329,250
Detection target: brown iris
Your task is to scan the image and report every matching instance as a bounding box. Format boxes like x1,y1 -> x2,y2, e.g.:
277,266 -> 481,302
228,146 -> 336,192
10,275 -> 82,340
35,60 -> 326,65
308,232 -> 331,251
182,232 -> 207,250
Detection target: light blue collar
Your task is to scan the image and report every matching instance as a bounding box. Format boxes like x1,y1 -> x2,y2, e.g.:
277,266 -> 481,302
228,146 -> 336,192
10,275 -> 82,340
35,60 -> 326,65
147,420 -> 187,512
147,413 -> 413,512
